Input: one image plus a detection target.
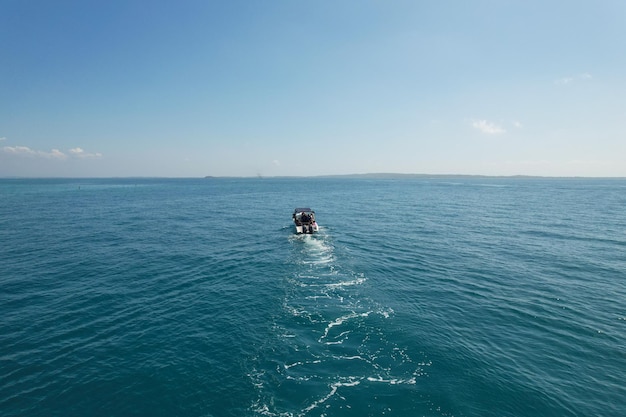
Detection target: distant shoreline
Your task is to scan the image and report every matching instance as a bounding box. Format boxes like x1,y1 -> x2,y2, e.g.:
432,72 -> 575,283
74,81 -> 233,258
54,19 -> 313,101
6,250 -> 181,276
211,173 -> 626,180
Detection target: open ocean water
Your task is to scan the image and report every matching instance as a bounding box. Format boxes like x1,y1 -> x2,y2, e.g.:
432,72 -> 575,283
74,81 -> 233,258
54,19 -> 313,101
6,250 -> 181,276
1,177 -> 625,417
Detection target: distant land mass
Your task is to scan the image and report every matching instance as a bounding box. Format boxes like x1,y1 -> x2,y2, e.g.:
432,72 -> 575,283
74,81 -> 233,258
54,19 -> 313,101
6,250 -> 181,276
316,173 -> 544,179
205,173 -> 623,180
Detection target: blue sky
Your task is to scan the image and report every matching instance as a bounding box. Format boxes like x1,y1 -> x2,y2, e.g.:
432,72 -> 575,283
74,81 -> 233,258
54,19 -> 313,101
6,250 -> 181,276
1,0 -> 625,177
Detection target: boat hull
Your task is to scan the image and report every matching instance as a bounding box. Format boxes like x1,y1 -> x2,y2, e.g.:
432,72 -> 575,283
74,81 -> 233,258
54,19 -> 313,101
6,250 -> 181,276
295,222 -> 319,234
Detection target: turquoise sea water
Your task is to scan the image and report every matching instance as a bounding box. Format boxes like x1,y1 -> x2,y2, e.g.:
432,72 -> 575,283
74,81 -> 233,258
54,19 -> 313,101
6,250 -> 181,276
1,177 -> 625,417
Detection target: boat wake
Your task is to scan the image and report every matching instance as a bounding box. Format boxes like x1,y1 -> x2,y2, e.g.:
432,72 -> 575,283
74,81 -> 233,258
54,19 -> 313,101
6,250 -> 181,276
249,231 -> 430,416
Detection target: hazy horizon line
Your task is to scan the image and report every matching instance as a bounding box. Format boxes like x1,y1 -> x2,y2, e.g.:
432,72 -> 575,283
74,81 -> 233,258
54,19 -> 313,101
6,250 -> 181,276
2,173 -> 626,180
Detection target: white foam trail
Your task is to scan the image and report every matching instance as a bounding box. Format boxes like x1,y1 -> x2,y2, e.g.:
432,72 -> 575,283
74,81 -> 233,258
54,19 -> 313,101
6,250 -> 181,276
258,230 -> 427,416
301,256 -> 333,265
302,380 -> 361,414
325,277 -> 366,288
333,355 -> 367,362
284,360 -> 321,370
366,376 -> 417,385
321,311 -> 372,340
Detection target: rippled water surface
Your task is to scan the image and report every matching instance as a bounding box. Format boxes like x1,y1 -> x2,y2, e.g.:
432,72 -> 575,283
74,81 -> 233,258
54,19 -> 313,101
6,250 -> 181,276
1,177 -> 625,416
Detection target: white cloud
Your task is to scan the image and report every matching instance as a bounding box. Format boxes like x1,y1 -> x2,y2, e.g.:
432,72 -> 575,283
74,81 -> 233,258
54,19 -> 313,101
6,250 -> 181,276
2,146 -> 67,159
48,149 -> 67,159
0,137 -> 6,141
555,77 -> 574,85
69,147 -> 84,155
471,120 -> 505,135
2,145 -> 101,159
69,147 -> 102,158
513,120 -> 523,129
555,73 -> 592,85
272,159 -> 280,166
2,145 -> 36,156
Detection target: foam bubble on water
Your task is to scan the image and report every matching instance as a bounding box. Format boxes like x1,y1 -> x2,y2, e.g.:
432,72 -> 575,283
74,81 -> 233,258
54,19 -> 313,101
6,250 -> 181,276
333,354 -> 367,361
325,277 -> 366,289
302,256 -> 333,265
301,235 -> 330,252
296,234 -> 334,263
252,402 -> 294,417
284,359 -> 321,370
367,376 -> 417,385
380,307 -> 394,318
304,294 -> 332,300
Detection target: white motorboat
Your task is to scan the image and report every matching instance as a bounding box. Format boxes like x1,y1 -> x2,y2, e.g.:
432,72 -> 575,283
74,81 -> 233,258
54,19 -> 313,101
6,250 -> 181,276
293,208 -> 319,234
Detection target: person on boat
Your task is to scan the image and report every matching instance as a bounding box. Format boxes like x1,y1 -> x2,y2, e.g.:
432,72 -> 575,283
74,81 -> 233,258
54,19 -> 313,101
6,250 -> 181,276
301,212 -> 310,224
